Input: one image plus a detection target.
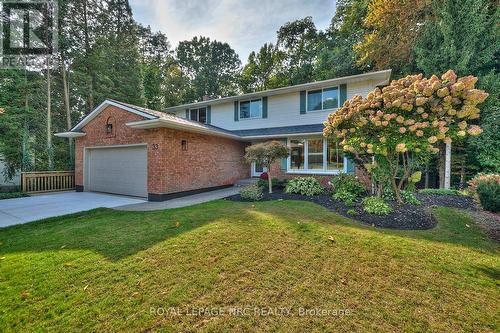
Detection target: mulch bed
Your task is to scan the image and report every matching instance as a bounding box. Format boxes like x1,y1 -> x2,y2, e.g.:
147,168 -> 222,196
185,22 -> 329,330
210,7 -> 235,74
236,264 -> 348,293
226,188 -> 478,230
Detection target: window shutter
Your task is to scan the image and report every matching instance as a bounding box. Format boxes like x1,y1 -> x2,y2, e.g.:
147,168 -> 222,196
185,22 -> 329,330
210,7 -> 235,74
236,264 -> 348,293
234,101 -> 239,121
300,91 -> 306,114
280,158 -> 287,171
207,105 -> 211,124
339,84 -> 347,107
280,139 -> 287,171
346,158 -> 355,173
185,109 -> 189,119
262,97 -> 268,118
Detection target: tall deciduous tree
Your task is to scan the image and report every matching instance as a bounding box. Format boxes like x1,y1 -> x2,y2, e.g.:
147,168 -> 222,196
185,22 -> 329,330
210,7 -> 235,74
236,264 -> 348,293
314,0 -> 369,80
176,36 -> 241,102
355,0 -> 431,74
239,43 -> 287,93
138,25 -> 172,110
277,16 -> 320,85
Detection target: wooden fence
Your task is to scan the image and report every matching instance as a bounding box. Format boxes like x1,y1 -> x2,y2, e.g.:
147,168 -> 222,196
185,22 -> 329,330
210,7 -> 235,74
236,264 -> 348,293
21,171 -> 75,194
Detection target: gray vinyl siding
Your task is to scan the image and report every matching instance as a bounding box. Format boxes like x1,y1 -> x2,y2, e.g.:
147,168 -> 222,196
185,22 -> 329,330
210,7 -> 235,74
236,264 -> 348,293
174,80 -> 376,131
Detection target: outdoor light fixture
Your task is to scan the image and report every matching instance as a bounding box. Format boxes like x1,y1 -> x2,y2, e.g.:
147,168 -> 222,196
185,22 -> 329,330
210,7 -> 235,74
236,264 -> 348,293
181,139 -> 188,151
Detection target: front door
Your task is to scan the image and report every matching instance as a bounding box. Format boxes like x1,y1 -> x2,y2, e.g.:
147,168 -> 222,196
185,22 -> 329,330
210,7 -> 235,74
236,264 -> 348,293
252,162 -> 267,177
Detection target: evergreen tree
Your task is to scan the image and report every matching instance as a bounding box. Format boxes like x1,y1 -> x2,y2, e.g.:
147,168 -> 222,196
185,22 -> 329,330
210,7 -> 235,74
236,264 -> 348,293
414,0 -> 500,173
138,25 -> 172,110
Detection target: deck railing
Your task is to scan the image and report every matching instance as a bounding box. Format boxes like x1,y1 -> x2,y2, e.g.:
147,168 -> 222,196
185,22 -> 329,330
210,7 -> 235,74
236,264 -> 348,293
21,171 -> 75,194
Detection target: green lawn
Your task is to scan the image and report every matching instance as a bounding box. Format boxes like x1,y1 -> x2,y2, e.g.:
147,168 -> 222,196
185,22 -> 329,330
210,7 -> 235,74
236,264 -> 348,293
0,200 -> 498,332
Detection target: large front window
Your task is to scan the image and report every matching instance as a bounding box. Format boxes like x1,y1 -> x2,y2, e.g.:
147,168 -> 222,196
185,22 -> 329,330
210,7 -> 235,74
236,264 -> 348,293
240,99 -> 262,119
288,138 -> 345,173
307,87 -> 339,112
308,139 -> 324,170
327,140 -> 344,171
290,139 -> 305,170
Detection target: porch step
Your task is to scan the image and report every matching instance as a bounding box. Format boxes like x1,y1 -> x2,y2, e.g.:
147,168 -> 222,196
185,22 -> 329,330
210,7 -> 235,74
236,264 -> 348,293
235,178 -> 259,187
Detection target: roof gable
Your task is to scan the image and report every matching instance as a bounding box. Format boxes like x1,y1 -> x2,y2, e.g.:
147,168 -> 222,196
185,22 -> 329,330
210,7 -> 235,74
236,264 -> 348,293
71,100 -> 158,131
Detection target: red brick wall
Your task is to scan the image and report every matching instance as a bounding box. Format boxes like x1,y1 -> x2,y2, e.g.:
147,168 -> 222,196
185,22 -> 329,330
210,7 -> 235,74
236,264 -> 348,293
75,105 -> 249,196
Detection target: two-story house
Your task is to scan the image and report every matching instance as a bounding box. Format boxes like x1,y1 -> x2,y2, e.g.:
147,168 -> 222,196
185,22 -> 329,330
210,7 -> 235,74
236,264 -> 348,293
56,70 -> 391,201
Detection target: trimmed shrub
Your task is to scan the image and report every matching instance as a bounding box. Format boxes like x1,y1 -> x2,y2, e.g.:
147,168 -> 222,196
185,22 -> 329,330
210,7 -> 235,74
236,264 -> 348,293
257,178 -> 287,190
333,189 -> 357,206
476,181 -> 500,212
400,190 -> 421,205
285,177 -> 323,196
468,173 -> 500,203
259,172 -> 269,180
362,197 -> 393,215
330,174 -> 365,195
240,185 -> 263,201
419,188 -> 463,196
330,174 -> 365,205
0,192 -> 28,200
346,209 -> 358,216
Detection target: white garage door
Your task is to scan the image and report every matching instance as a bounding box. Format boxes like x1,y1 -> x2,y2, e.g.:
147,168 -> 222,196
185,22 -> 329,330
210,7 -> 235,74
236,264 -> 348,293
86,145 -> 148,198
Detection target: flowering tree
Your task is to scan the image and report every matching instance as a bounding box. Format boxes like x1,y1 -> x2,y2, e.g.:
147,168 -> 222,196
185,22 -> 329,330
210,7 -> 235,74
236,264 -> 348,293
245,141 -> 289,194
324,70 -> 489,202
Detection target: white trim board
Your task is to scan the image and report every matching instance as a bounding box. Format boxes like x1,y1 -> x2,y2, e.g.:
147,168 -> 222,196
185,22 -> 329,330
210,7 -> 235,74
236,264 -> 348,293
286,137 -> 347,175
71,100 -> 157,131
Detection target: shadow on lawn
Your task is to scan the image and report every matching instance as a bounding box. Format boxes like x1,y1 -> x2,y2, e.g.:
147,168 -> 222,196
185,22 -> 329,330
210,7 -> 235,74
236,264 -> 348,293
0,200 -> 497,261
0,203 -> 251,261
253,201 -> 499,254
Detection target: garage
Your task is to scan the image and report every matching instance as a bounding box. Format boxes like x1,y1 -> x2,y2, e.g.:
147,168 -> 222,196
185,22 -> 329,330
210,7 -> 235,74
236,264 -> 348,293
85,145 -> 148,198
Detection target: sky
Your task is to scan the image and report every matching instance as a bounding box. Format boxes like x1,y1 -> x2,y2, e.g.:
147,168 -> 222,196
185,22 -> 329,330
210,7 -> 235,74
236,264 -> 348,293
129,0 -> 336,61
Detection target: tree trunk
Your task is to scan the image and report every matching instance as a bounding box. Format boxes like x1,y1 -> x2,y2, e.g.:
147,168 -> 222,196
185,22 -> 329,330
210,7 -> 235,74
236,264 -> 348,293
444,142 -> 451,190
391,177 -> 402,203
61,58 -> 74,167
267,169 -> 273,194
424,162 -> 429,188
83,0 -> 94,112
438,143 -> 445,189
460,160 -> 466,189
22,68 -> 31,172
47,57 -> 54,170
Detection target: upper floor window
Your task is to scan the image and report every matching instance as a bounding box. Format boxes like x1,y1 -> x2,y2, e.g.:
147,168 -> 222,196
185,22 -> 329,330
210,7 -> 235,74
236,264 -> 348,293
240,99 -> 262,119
189,107 -> 207,123
307,87 -> 339,112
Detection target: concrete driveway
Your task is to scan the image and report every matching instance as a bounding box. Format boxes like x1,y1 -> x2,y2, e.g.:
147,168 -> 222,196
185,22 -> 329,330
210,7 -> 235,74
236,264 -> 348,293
0,192 -> 145,228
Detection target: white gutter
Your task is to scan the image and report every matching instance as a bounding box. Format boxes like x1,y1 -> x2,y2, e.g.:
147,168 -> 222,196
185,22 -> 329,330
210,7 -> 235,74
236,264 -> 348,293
126,119 -> 245,141
71,100 -> 157,131
241,131 -> 324,140
164,69 -> 392,112
54,132 -> 87,138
